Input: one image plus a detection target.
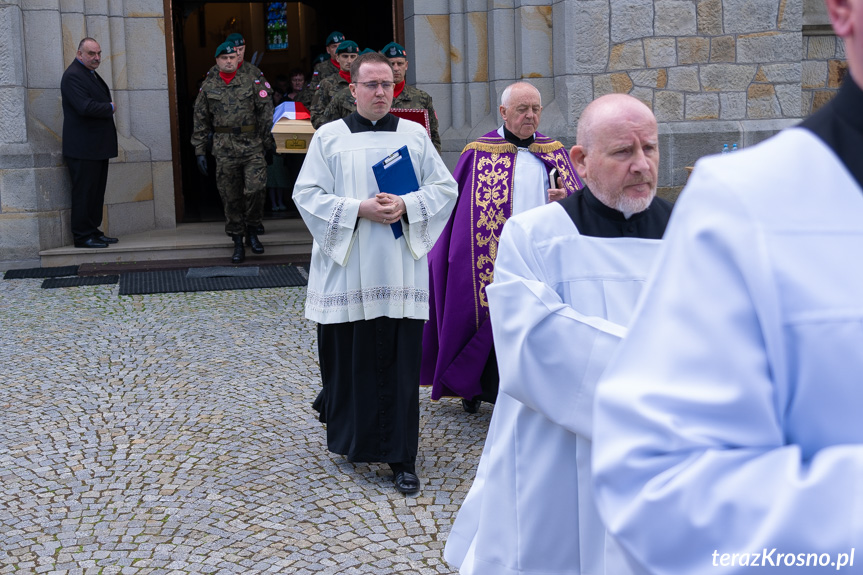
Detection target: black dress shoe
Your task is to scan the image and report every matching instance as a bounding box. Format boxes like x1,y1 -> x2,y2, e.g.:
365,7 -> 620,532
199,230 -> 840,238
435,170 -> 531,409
95,235 -> 118,244
256,223 -> 266,235
74,237 -> 109,248
462,398 -> 481,414
393,471 -> 420,494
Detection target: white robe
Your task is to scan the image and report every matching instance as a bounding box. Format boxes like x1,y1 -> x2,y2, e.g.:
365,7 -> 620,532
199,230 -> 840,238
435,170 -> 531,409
592,128 -> 863,574
293,117 -> 457,324
444,201 -> 663,575
495,126 -> 550,215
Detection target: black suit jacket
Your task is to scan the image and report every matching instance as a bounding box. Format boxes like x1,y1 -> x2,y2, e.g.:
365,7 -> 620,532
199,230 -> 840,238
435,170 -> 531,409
60,58 -> 118,160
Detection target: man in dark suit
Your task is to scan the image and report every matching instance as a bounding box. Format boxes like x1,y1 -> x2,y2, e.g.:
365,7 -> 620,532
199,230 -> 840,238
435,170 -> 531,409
61,37 -> 119,248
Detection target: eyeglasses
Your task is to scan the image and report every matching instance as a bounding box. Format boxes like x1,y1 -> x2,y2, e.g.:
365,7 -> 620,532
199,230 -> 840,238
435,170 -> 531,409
355,81 -> 395,91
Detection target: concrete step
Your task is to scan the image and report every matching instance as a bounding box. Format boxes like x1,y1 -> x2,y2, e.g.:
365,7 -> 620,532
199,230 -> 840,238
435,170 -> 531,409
39,218 -> 313,268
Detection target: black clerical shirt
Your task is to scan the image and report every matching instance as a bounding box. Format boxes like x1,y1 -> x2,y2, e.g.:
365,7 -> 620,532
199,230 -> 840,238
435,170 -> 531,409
801,76 -> 863,190
502,126 -> 535,148
558,186 -> 673,239
344,111 -> 400,134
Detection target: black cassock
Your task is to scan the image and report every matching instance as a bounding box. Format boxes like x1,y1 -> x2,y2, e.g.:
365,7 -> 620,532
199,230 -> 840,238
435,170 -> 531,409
313,112 -> 422,467
316,318 -> 422,465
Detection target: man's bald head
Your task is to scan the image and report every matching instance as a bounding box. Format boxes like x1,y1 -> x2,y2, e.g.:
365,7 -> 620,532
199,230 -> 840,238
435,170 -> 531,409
576,93 -> 655,152
499,82 -> 543,140
570,94 -> 660,218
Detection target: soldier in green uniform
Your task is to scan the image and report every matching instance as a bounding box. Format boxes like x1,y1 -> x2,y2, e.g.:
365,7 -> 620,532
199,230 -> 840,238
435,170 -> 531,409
319,79 -> 357,125
192,42 -> 276,264
310,40 -> 358,128
220,32 -> 272,235
382,42 -> 442,153
313,31 -> 345,81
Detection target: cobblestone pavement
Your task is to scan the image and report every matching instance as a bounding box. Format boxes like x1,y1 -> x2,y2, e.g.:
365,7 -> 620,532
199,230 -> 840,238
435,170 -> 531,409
0,277 -> 492,575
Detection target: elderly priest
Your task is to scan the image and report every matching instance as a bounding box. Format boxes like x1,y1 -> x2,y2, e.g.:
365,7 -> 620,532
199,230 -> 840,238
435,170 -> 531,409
421,81 -> 582,413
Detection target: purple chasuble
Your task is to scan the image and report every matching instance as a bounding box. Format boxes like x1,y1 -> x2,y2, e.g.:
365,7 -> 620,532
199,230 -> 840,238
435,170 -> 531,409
421,130 -> 583,400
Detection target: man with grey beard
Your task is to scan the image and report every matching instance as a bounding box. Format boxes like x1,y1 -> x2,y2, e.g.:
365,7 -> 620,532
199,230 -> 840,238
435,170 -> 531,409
444,93 -> 672,575
566,93 -> 672,232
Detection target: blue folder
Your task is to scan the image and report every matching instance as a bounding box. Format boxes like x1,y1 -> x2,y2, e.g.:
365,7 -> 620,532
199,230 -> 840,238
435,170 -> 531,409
372,145 -> 419,239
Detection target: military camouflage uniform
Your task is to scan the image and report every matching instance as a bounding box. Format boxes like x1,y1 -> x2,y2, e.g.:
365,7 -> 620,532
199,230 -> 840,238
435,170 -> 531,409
192,69 -> 276,236
319,85 -> 356,126
313,59 -> 339,81
310,74 -> 349,128
392,84 -> 441,153
209,61 -> 272,88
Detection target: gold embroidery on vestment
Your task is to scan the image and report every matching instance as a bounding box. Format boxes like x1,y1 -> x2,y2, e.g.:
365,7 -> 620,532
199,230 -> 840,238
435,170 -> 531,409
472,153 -> 512,314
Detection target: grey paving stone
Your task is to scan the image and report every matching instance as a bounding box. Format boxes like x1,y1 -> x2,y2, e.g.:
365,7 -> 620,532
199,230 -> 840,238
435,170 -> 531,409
0,280 -> 491,574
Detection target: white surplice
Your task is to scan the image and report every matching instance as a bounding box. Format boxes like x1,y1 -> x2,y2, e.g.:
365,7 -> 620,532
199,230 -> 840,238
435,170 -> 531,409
495,126 -> 551,215
444,201 -> 664,575
293,117 -> 457,324
592,128 -> 863,574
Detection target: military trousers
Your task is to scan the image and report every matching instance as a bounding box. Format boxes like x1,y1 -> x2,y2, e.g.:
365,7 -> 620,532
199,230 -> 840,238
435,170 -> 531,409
214,152 -> 266,236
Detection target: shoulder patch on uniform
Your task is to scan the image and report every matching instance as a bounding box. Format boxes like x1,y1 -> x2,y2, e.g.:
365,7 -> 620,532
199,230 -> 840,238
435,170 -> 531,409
259,89 -> 268,98
264,81 -> 271,89
255,79 -> 261,84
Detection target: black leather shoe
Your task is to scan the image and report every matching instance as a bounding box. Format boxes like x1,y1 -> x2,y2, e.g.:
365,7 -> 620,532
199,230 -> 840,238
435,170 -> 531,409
95,235 -> 118,244
74,237 -> 108,248
256,223 -> 266,235
462,398 -> 481,414
393,471 -> 420,494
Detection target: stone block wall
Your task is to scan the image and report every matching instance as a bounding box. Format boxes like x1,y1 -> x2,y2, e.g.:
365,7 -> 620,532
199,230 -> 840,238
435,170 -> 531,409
0,0 -> 174,270
802,31 -> 847,114
406,0 -> 843,200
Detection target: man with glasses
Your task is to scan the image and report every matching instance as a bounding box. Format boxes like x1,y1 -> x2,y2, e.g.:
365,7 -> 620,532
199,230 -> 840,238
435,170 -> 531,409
292,51 -> 457,495
421,81 -> 582,413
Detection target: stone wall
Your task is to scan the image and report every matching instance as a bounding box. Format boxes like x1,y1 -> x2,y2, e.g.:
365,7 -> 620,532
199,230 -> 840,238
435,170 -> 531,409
802,31 -> 847,114
0,0 -> 174,270
407,0 -> 842,201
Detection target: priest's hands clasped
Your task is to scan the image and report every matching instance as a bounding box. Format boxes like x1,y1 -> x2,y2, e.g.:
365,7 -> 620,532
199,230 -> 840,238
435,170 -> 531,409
359,193 -> 406,224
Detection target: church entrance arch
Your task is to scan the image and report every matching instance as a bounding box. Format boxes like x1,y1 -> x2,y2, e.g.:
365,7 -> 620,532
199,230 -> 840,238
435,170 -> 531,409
165,0 -> 403,222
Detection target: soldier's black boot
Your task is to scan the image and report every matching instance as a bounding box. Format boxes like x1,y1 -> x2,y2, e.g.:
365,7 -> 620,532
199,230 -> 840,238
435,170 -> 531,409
246,226 -> 265,254
231,234 -> 245,263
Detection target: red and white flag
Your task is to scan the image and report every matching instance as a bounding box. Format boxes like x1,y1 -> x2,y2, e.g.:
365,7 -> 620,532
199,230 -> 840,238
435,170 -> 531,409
273,101 -> 311,123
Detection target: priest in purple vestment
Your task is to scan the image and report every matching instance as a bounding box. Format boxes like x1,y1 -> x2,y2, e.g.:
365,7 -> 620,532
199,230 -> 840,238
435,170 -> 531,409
421,81 -> 583,412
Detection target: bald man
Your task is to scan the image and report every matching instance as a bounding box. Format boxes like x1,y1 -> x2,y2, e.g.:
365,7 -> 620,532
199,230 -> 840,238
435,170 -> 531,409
443,94 -> 673,575
421,81 -> 582,413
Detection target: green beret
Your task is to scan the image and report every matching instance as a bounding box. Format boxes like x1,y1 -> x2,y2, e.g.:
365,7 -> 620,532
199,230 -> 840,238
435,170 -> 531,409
313,53 -> 328,64
336,40 -> 359,55
215,41 -> 236,58
225,33 -> 245,47
381,42 -> 407,59
359,48 -> 374,55
325,31 -> 345,46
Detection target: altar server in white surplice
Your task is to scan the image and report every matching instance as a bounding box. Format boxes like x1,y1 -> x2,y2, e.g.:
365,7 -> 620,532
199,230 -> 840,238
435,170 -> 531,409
592,1 -> 863,573
293,51 -> 457,495
444,94 -> 672,575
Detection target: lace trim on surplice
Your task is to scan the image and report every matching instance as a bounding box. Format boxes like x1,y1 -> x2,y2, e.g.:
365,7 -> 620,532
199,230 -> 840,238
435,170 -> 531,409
306,285 -> 429,312
322,197 -> 347,258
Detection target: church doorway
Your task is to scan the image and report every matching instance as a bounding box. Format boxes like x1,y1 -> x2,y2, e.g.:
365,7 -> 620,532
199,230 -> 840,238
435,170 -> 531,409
166,0 -> 404,223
